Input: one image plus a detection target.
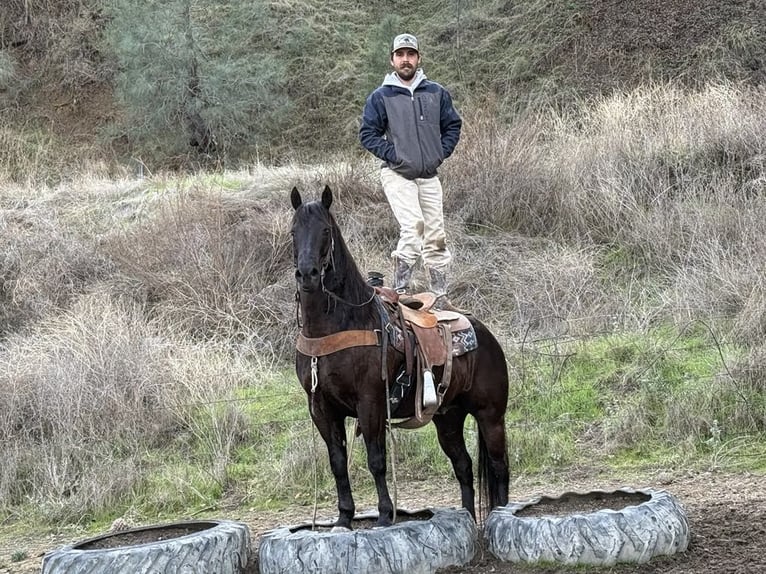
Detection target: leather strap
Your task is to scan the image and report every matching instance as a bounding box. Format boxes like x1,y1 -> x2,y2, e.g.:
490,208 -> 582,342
297,330 -> 380,357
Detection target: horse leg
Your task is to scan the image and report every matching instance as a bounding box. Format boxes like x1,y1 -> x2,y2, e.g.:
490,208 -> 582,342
314,413 -> 355,529
432,408 -> 476,519
358,414 -> 394,527
475,411 -> 510,510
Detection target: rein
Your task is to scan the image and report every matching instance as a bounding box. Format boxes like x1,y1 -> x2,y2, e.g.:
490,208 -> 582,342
319,231 -> 376,308
320,278 -> 377,308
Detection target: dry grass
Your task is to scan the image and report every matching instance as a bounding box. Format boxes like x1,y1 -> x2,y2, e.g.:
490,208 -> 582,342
1,82 -> 766,524
0,292 -> 174,521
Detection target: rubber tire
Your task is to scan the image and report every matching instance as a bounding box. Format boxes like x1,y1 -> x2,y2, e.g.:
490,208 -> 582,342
41,519 -> 250,574
258,507 -> 477,574
484,487 -> 690,566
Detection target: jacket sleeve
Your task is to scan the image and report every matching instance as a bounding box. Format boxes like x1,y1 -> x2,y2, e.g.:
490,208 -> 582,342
439,88 -> 462,159
359,91 -> 397,163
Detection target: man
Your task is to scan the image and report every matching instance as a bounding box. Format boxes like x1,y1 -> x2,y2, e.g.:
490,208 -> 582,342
359,33 -> 462,307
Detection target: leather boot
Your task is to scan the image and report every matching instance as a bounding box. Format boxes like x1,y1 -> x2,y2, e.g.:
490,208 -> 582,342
428,267 -> 470,314
393,257 -> 414,294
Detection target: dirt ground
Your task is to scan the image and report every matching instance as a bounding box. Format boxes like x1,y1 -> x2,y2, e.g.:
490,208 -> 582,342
1,467 -> 764,573
437,471 -> 766,574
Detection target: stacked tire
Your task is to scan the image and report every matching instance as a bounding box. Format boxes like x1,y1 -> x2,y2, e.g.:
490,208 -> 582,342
42,520 -> 250,574
484,488 -> 690,566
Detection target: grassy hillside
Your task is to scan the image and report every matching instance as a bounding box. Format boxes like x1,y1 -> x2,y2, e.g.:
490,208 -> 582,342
1,0 -> 764,177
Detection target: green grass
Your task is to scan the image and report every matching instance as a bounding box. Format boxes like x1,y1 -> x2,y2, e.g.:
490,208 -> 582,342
117,326 -> 756,510
504,326 -> 748,472
132,456 -> 224,517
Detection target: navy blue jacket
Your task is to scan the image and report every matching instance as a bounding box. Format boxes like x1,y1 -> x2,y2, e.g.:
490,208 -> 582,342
359,71 -> 462,180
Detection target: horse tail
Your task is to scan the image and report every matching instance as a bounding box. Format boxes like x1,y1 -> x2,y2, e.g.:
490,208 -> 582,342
477,426 -> 509,521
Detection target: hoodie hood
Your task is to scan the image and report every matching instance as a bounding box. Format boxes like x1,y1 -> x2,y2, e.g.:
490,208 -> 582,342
382,68 -> 427,92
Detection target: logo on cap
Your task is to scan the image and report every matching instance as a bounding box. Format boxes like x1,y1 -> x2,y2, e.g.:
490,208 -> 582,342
392,34 -> 419,53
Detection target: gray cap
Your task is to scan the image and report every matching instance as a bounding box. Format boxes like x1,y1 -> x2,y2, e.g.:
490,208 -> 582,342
391,33 -> 419,53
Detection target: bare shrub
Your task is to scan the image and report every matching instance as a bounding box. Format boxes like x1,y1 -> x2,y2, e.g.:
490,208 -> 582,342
103,187 -> 296,357
602,397 -> 654,454
444,107 -> 553,234
0,49 -> 18,98
542,82 -> 766,246
450,233 -> 608,339
662,371 -> 766,448
721,344 -> 766,431
0,125 -> 66,184
651,189 -> 766,344
3,0 -> 111,89
0,292 -> 176,522
0,195 -> 111,334
164,342 -> 257,488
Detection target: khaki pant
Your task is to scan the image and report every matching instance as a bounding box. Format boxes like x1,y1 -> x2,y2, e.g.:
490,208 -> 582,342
380,167 -> 452,271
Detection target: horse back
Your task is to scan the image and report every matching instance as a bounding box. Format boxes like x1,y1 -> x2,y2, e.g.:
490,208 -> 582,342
446,316 -> 509,411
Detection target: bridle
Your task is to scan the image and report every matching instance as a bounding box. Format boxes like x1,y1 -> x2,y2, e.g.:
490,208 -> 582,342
294,226 -> 376,326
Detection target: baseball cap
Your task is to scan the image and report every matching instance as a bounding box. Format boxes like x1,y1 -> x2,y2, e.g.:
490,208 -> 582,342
392,34 -> 419,53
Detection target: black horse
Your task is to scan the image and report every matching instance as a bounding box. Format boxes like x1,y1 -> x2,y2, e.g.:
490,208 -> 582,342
291,185 -> 509,528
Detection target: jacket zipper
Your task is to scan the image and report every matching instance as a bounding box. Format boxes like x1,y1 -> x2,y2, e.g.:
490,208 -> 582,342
411,93 -> 425,174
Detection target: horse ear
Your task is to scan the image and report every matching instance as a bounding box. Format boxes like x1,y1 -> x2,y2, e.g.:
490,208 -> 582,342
290,187 -> 302,210
321,185 -> 333,209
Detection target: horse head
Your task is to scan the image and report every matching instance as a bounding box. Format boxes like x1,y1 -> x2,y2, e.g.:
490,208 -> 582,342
291,185 -> 336,293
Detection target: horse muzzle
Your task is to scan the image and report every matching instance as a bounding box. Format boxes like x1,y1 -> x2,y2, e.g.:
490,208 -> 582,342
295,264 -> 323,292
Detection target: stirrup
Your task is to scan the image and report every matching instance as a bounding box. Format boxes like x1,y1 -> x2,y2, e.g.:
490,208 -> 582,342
423,370 -> 438,408
367,271 -> 384,287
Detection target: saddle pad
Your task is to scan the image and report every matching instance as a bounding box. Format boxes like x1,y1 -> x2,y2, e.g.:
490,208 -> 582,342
451,326 -> 478,356
434,310 -> 472,331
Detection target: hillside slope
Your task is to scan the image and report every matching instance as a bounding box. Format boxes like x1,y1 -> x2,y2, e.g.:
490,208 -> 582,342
1,0 -> 764,169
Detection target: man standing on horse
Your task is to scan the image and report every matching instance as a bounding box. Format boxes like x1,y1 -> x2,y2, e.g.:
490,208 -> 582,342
359,33 -> 462,309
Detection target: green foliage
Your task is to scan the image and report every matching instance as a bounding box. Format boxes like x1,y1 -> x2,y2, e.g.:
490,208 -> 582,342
104,0 -> 288,159
135,456 -> 224,515
359,14 -> 404,95
416,0 -> 587,112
